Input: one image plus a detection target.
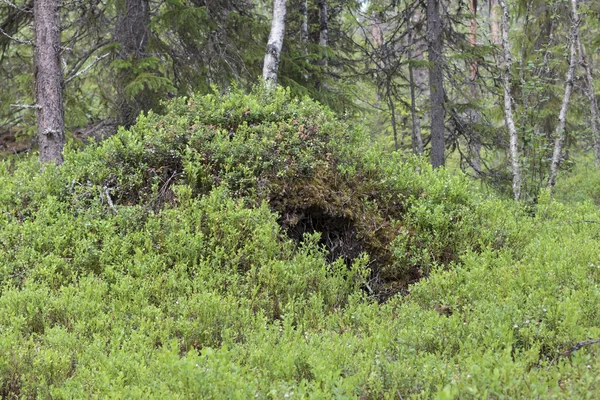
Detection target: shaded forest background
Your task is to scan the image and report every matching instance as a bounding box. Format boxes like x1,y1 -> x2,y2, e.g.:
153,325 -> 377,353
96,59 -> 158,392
2,0 -> 600,201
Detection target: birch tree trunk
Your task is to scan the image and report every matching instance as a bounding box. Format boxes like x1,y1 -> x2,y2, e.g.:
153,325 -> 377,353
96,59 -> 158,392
300,0 -> 308,47
547,0 -> 578,189
427,0 -> 445,167
34,0 -> 65,164
578,39 -> 600,165
499,0 -> 521,201
468,0 -> 482,174
263,0 -> 287,87
407,12 -> 423,155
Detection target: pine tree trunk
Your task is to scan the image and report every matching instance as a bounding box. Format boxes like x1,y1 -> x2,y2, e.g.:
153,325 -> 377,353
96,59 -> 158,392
489,0 -> 501,45
499,0 -> 521,201
114,0 -> 150,127
34,0 -> 65,164
578,39 -> 600,166
263,0 -> 287,87
427,0 -> 445,167
547,0 -> 578,189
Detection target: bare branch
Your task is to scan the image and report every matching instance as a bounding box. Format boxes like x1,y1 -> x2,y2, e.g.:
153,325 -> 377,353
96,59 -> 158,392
64,52 -> 110,84
0,0 -> 31,12
10,103 -> 40,110
0,26 -> 32,45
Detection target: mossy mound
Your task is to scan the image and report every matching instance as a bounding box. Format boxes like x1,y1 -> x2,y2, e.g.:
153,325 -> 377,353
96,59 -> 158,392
69,87 -> 505,298
9,86 -> 502,297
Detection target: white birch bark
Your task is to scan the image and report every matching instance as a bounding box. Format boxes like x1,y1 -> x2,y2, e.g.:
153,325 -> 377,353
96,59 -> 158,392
499,0 -> 521,201
468,0 -> 482,174
263,0 -> 287,87
578,39 -> 600,165
547,0 -> 578,189
407,12 -> 423,155
300,0 -> 308,46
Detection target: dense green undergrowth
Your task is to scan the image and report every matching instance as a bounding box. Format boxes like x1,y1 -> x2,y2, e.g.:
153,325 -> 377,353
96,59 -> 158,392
1,87 -> 600,398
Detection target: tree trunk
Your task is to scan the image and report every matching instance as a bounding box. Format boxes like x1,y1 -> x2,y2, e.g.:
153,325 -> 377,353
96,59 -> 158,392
427,0 -> 445,167
499,0 -> 521,201
300,0 -> 308,46
34,0 -> 65,164
263,0 -> 287,87
578,39 -> 600,166
407,12 -> 423,155
318,0 -> 328,68
547,0 -> 578,189
318,0 -> 328,47
468,0 -> 481,173
114,0 -> 150,127
469,0 -> 478,81
489,0 -> 500,45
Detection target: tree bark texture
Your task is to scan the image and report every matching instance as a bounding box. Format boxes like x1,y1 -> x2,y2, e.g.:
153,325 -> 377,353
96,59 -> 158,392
114,0 -> 150,127
547,0 -> 578,189
499,0 -> 521,201
318,0 -> 328,47
300,0 -> 308,46
468,0 -> 482,173
263,0 -> 287,87
34,0 -> 65,164
407,12 -> 423,155
489,0 -> 501,45
578,39 -> 600,165
469,0 -> 478,81
115,0 -> 150,57
427,0 -> 445,167
318,0 -> 328,69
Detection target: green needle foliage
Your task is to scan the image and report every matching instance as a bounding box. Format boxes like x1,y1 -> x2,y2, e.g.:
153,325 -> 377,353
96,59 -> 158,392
1,87 -> 600,398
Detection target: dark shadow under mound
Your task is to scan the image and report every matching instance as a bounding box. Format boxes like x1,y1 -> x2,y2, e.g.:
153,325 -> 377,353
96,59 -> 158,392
283,206 -> 364,265
267,169 -> 417,301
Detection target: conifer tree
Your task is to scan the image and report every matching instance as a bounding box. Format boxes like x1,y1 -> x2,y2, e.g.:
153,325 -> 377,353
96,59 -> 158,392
34,0 -> 64,164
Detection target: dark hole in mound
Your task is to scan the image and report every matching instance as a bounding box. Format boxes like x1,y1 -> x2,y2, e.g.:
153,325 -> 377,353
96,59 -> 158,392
282,206 -> 365,265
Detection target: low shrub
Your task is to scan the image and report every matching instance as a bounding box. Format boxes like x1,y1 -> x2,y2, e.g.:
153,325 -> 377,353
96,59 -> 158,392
1,87 -> 599,398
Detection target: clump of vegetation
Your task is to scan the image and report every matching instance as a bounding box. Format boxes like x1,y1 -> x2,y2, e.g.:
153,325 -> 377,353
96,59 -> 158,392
1,88 -> 599,398
24,86 -> 499,296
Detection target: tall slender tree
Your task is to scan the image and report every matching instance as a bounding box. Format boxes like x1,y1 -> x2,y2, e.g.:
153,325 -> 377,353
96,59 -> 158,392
318,0 -> 328,66
547,0 -> 579,189
427,0 -> 445,167
499,0 -> 521,201
468,0 -> 481,173
407,11 -> 423,155
114,0 -> 151,127
34,0 -> 64,164
577,38 -> 600,165
263,0 -> 287,86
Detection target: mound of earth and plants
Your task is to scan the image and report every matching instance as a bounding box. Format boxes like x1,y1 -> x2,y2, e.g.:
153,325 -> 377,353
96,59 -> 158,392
1,87 -> 600,398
